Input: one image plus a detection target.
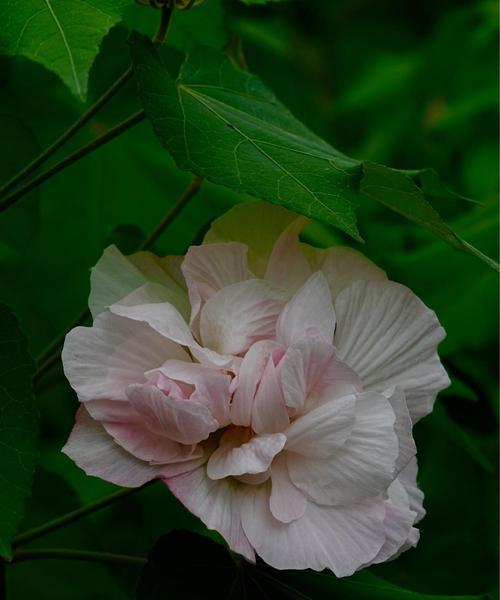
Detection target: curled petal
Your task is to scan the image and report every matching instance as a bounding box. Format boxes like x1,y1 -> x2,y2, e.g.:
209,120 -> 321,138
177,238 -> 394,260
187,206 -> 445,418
207,428 -> 286,480
269,454 -> 307,523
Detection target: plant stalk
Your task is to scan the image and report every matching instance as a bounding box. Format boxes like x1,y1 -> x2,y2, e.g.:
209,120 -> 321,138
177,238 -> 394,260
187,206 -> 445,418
11,549 -> 146,568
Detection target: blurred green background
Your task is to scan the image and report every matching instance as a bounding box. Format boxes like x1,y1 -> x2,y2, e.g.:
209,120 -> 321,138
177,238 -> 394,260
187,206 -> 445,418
1,0 -> 498,598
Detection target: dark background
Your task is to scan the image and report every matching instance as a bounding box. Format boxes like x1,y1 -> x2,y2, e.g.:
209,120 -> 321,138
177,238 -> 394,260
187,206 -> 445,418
1,0 -> 498,598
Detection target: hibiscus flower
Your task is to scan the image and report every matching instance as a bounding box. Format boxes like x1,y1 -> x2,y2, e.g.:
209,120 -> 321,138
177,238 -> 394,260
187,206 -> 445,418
62,201 -> 449,576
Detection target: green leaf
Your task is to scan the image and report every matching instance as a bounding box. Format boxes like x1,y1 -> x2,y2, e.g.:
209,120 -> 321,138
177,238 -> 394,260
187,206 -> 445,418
130,36 -> 363,240
0,304 -> 38,559
360,162 -> 499,271
137,530 -> 490,600
240,0 -> 288,4
0,0 -> 131,99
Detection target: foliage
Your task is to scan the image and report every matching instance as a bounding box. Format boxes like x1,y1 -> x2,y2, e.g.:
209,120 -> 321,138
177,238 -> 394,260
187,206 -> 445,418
0,0 -> 498,598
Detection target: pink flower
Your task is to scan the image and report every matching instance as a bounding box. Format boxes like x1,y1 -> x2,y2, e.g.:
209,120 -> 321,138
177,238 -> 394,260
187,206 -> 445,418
62,201 -> 449,576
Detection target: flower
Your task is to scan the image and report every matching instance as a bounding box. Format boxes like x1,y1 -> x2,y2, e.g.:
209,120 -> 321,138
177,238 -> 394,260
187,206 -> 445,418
62,201 -> 450,576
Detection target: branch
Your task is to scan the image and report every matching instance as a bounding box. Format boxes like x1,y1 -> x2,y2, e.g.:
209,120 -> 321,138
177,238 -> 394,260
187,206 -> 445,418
10,549 -> 146,568
13,482 -> 155,548
0,4 -> 174,202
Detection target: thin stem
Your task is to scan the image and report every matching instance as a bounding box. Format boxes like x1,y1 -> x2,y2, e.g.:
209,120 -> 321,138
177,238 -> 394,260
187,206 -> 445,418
11,549 -> 146,568
140,175 -> 203,249
33,175 -> 203,384
13,483 -> 155,548
0,111 -> 145,213
0,3 -> 173,201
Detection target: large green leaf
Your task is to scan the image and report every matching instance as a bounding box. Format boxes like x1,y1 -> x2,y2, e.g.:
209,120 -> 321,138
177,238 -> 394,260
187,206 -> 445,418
0,0 -> 131,99
130,36 -> 363,240
0,304 -> 38,559
136,530 -> 491,600
130,37 -> 498,268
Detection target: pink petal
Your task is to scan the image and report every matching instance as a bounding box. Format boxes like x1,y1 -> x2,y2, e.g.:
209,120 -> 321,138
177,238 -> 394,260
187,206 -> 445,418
288,391 -> 399,505
230,340 -> 280,427
269,454 -> 307,523
150,360 -> 232,427
199,279 -> 283,355
126,384 -> 218,445
164,467 -> 255,561
62,311 -> 188,402
398,457 -> 426,523
385,387 -> 416,474
334,281 -> 450,421
276,272 -> 335,346
318,246 -> 387,300
62,406 -> 160,487
206,428 -> 286,480
239,483 -> 386,575
251,356 -> 289,434
181,242 -> 253,330
284,394 -> 356,458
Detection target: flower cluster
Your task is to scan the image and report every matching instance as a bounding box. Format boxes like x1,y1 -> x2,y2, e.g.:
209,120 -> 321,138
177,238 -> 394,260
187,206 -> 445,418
62,202 -> 449,576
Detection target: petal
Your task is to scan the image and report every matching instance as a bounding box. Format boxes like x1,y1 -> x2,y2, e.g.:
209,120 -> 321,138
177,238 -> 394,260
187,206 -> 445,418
288,391 -> 398,505
269,454 -> 307,523
285,394 -> 356,458
126,384 -> 218,445
334,281 -> 450,421
397,457 -> 426,523
276,272 -> 335,346
239,483 -> 386,576
165,467 -> 255,561
203,201 -> 300,277
102,420 -> 195,464
151,360 -> 232,427
62,406 -> 160,487
230,340 -> 280,427
280,339 -> 361,410
199,279 -> 283,355
385,387 -> 416,473
264,218 -> 312,295
109,289 -> 232,368
207,428 -> 286,480
62,311 -> 188,402
181,242 -> 254,331
318,246 -> 387,300
251,356 -> 289,434
89,245 -> 188,319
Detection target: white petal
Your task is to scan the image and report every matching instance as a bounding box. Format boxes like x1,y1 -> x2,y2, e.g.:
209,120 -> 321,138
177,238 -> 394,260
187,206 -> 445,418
251,356 -> 289,434
199,279 -> 283,355
89,245 -> 188,319
62,311 -> 188,401
288,391 -> 398,505
269,454 -> 307,523
230,340 -> 279,427
181,242 -> 253,329
165,467 -> 255,561
276,272 -> 335,346
318,246 -> 387,300
384,387 -> 416,473
334,281 -> 450,421
398,457 -> 426,523
285,394 -> 356,458
207,428 -> 286,480
62,406 -> 160,487
264,219 -> 312,295
239,483 -> 386,576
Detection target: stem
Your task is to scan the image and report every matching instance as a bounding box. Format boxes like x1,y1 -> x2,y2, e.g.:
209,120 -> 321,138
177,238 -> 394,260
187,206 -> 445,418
13,483 -> 155,548
11,549 -> 146,568
0,4 -> 173,202
33,176 -> 203,385
0,111 -> 145,213
140,175 -> 203,249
